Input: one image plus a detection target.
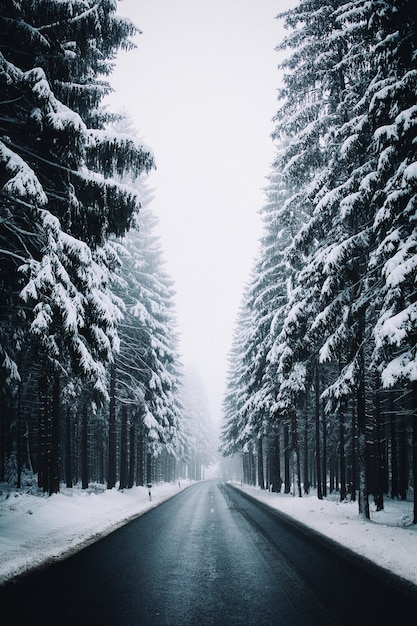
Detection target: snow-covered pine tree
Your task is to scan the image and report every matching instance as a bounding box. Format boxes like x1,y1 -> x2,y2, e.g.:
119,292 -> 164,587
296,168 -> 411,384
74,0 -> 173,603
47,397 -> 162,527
267,0 -> 345,410
220,166 -> 298,490
111,202 -> 183,488
305,0 -> 417,515
268,1 -> 387,512
260,170 -> 306,495
221,292 -> 256,461
360,0 -> 417,521
269,0 -> 417,515
223,0 -> 416,514
0,1 -> 154,492
257,1 -> 353,499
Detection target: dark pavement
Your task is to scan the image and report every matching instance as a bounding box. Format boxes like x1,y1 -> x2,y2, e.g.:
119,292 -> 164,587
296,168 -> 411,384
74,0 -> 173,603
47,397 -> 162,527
1,481 -> 417,625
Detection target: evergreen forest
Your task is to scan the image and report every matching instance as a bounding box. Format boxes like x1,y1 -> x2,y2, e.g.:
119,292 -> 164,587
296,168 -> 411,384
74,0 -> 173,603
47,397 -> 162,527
221,0 -> 417,523
0,0 -> 216,496
1,0 -> 416,528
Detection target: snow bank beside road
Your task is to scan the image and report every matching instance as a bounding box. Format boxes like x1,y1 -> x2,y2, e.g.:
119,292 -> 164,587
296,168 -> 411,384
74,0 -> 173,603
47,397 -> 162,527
0,482 -> 188,585
233,483 -> 417,588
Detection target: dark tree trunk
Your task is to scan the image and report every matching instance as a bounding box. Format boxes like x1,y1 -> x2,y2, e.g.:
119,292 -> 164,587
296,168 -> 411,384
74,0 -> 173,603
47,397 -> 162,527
284,422 -> 291,494
250,445 -> 256,485
17,381 -> 22,489
398,414 -> 408,500
322,406 -> 327,498
269,429 -> 282,493
0,395 -> 5,483
350,405 -> 356,501
303,406 -> 310,494
315,365 -> 323,500
389,393 -> 398,498
128,420 -> 135,488
357,328 -> 370,519
137,425 -> 144,486
119,405 -> 129,489
242,452 -> 249,485
292,413 -> 302,497
49,373 -> 61,495
412,381 -> 417,524
65,407 -> 73,488
107,362 -> 117,489
373,374 -> 384,511
38,389 -> 50,493
81,403 -> 88,490
258,437 -> 265,489
339,409 -> 347,501
146,451 -> 152,485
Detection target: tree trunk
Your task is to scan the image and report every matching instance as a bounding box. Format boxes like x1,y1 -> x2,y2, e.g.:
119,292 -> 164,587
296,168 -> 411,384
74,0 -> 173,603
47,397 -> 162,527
17,380 -> 22,489
412,382 -> 417,525
65,406 -> 73,488
49,373 -> 61,495
128,420 -> 135,488
350,405 -> 356,501
389,393 -> 398,498
146,451 -> 152,485
0,395 -> 5,483
107,362 -> 117,489
137,425 -> 144,486
322,404 -> 327,498
398,414 -> 408,500
269,429 -> 282,493
81,403 -> 88,490
303,405 -> 310,494
357,330 -> 370,519
250,445 -> 256,485
292,413 -> 302,497
339,409 -> 347,501
373,374 -> 384,511
315,365 -> 323,500
284,422 -> 291,494
119,405 -> 129,489
242,451 -> 249,484
257,437 -> 265,489
38,388 -> 50,492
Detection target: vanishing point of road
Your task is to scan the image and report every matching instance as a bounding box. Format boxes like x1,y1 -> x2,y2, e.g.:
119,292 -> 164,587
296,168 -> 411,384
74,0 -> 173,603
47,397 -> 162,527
1,481 -> 417,625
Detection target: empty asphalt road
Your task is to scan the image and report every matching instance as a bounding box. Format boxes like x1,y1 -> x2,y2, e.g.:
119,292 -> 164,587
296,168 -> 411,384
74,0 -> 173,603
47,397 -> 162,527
1,481 -> 417,625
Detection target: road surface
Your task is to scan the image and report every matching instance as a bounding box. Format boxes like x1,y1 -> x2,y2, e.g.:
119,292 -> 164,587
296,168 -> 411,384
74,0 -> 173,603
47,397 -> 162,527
1,481 -> 417,625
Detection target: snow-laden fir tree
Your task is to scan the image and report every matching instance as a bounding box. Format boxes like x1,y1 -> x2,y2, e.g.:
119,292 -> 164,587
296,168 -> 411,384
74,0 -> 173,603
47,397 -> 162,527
111,204 -> 183,488
0,1 -> 154,492
221,0 -> 417,518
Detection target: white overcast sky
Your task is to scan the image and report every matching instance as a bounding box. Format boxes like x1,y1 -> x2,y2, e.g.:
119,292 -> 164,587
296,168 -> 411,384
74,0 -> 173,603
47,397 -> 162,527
107,0 -> 295,422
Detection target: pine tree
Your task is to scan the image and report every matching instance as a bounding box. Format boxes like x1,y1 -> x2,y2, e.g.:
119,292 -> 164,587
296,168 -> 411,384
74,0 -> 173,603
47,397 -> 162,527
110,195 -> 183,486
0,1 -> 154,492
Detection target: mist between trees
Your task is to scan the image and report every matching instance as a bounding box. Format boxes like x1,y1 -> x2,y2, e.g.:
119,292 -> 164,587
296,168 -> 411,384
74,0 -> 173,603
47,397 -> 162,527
220,1 -> 417,523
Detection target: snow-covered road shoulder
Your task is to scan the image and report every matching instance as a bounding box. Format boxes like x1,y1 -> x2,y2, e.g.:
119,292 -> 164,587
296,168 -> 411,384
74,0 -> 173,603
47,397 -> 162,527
0,482 -> 189,585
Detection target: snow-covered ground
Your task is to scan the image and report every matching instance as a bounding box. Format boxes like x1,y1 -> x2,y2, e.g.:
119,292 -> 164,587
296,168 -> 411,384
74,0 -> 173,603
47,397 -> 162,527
1,479 -> 417,590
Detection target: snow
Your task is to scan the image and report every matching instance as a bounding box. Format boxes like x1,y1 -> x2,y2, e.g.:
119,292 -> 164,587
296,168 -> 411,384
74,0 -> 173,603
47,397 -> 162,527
0,141 -> 47,205
1,480 -> 417,591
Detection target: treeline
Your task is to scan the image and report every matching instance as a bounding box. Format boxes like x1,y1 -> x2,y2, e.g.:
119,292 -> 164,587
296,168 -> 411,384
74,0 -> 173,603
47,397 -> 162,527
0,1 -> 216,494
221,0 -> 417,521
